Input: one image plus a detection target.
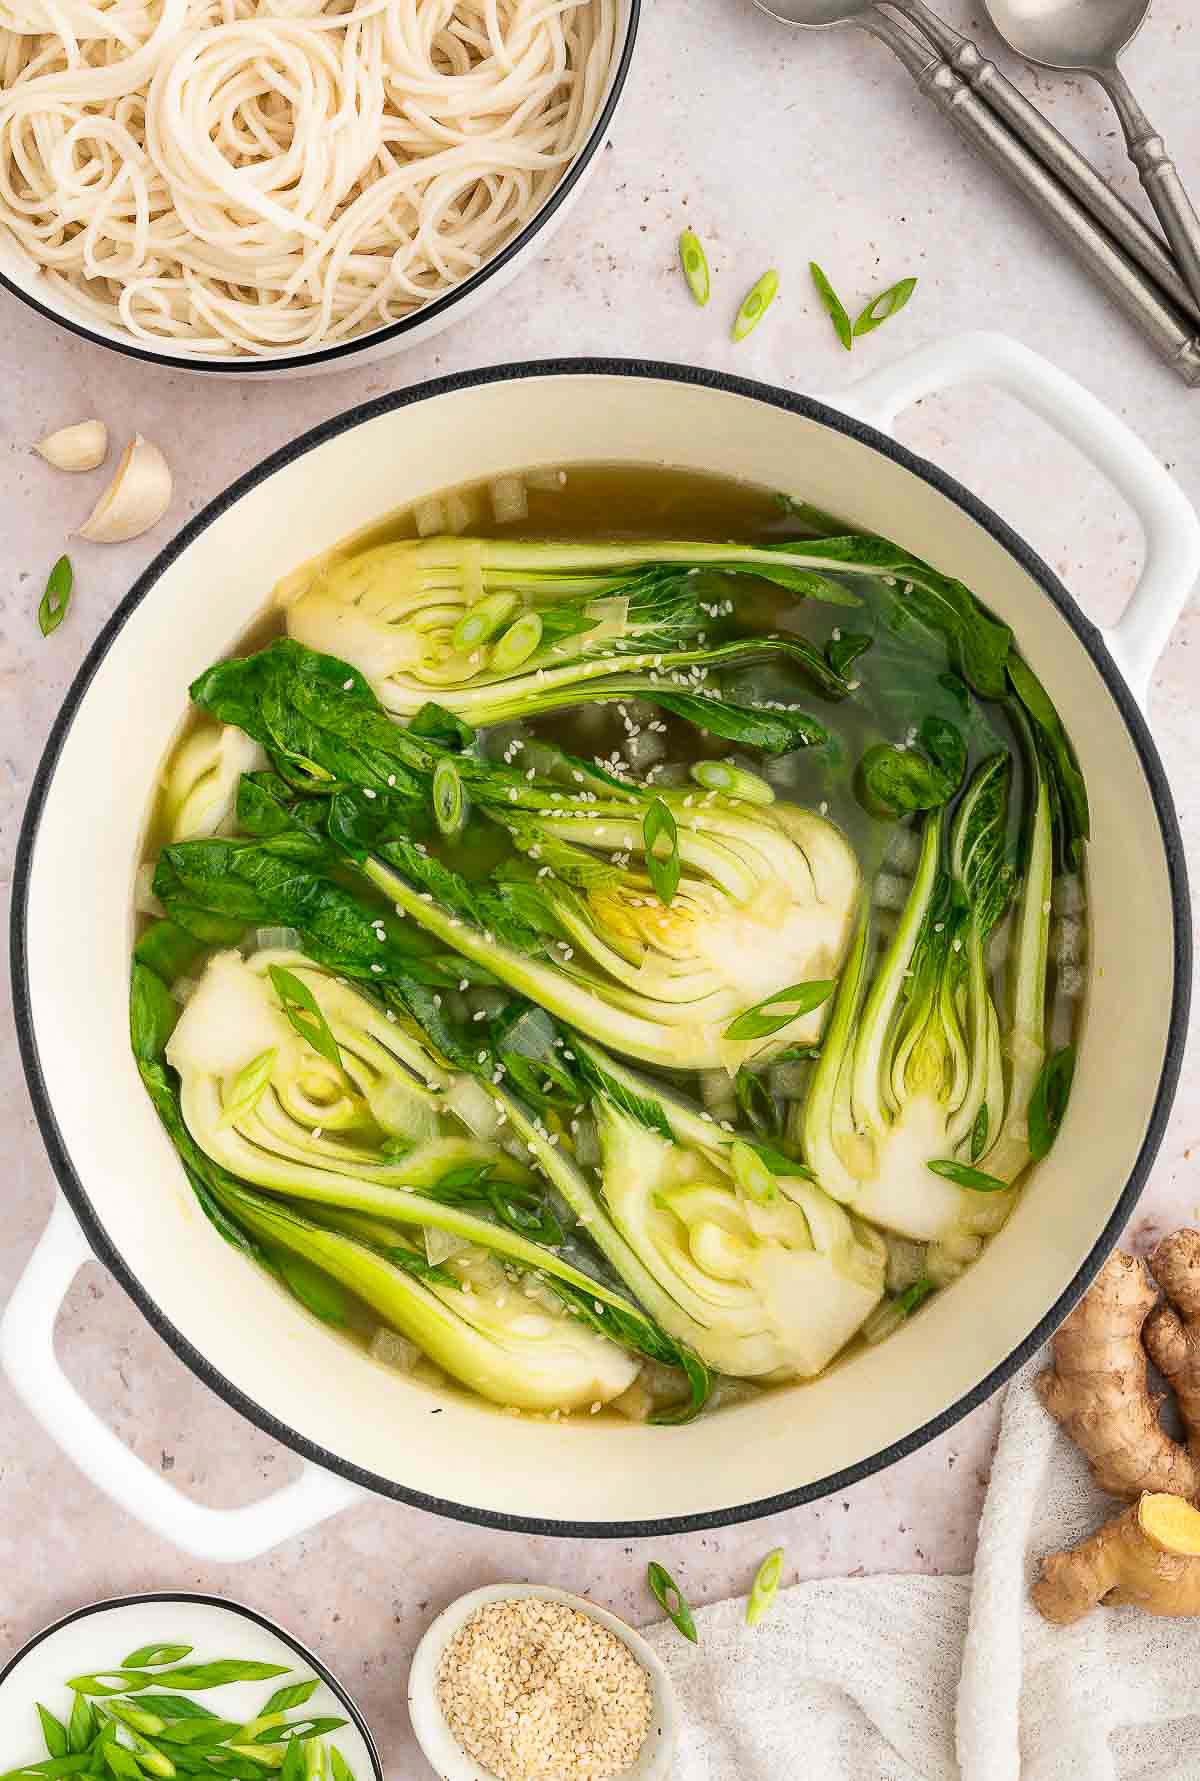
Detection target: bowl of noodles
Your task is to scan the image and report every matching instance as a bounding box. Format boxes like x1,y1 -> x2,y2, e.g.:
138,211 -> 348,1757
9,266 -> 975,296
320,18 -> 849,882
0,0 -> 635,373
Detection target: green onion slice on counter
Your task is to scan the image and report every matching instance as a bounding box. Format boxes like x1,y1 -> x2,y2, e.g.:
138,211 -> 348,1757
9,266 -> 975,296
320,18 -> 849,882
852,276 -> 918,337
648,1563 -> 698,1643
809,263 -> 852,351
38,555 -> 73,637
678,229 -> 711,306
732,270 -> 780,342
746,1547 -> 785,1626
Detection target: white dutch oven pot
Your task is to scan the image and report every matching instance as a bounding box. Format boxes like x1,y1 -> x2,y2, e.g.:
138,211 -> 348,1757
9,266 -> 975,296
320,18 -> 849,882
6,332 -> 1196,1561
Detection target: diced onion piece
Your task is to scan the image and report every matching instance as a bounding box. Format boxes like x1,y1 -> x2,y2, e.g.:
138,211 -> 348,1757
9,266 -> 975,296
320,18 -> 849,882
873,871 -> 911,912
134,862 -> 165,917
413,497 -> 445,537
523,468 -> 567,492
1053,915 -> 1086,969
883,826 -> 922,874
443,490 -> 476,534
884,1234 -> 927,1294
251,926 -> 302,954
490,475 -> 528,525
767,1058 -> 810,1100
699,1068 -> 737,1119
1052,874 -> 1085,917
370,1327 -> 421,1372
424,1228 -> 475,1266
582,595 -> 630,642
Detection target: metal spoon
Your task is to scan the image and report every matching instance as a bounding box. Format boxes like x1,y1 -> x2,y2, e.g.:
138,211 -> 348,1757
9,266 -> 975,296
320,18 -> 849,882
983,0 -> 1200,313
753,0 -> 1200,380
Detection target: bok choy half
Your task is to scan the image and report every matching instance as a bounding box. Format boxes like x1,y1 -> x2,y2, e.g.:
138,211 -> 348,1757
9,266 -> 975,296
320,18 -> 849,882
180,640 -> 862,1071
799,731 -> 1053,1272
132,946 -> 712,1419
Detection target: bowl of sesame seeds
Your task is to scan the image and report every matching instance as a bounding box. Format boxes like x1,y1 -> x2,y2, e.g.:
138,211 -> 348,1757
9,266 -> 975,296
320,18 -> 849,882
407,1583 -> 679,1781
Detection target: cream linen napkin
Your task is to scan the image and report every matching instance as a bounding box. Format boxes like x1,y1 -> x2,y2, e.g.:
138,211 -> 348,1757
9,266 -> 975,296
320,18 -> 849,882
643,1355 -> 1200,1780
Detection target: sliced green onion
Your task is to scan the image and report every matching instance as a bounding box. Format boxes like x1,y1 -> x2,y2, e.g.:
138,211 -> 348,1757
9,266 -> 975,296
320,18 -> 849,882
121,1647 -> 193,1670
1028,1044 -> 1075,1160
103,1704 -> 165,1739
678,229 -> 711,306
732,269 -> 779,342
852,276 -> 918,338
328,1751 -> 355,1781
219,1047 -> 276,1128
730,1139 -> 777,1204
926,1158 -> 1008,1192
38,554 -> 73,637
452,592 -> 520,652
895,1276 -> 935,1317
643,796 -> 681,905
490,610 -> 544,672
724,979 -> 835,1042
432,757 -> 468,840
267,966 -> 342,1072
36,1708 -> 69,1760
647,1562 -> 698,1643
746,1547 -> 785,1626
690,760 -> 775,804
809,262 -> 852,351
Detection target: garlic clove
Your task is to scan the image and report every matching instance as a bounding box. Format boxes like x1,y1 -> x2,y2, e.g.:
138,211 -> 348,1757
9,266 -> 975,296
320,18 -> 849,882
78,435 -> 172,544
35,418 -> 109,473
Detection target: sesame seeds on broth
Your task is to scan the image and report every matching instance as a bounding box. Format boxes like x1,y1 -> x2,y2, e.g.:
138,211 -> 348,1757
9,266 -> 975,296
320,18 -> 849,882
435,1598 -> 654,1781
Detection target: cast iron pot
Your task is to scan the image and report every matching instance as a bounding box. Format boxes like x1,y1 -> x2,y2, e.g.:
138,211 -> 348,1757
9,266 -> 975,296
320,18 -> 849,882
6,331 -> 1195,1559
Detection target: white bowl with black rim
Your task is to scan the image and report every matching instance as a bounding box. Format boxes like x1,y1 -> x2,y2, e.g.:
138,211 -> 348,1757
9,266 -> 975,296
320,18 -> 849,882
0,1594 -> 383,1777
3,331 -> 1197,1559
0,2 -> 639,380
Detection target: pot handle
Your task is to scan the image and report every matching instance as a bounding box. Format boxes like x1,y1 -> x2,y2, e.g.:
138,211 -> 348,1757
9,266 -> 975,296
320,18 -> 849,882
832,329 -> 1200,706
0,1195 -> 363,1561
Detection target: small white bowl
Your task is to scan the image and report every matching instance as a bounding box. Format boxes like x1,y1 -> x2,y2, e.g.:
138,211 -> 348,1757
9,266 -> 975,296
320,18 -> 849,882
408,1583 -> 679,1781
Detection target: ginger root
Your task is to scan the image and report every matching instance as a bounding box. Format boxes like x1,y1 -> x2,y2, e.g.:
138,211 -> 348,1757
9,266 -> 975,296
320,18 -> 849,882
1032,1230 -> 1200,1624
1033,1493 -> 1200,1624
1035,1246 -> 1200,1501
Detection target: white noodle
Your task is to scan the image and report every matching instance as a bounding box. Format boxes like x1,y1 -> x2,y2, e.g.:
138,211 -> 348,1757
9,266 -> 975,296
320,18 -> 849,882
0,0 -> 615,356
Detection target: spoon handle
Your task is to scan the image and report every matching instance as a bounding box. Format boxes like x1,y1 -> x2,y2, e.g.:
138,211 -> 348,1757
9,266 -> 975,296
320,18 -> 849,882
1100,67 -> 1200,318
884,0 -> 1200,327
861,13 -> 1200,384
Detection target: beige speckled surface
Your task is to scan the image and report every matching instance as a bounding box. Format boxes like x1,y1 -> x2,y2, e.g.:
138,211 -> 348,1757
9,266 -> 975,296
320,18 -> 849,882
2,0 -> 1199,1770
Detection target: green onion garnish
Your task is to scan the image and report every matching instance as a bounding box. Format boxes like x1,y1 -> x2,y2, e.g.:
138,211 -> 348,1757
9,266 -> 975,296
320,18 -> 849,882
852,276 -> 918,338
724,979 -> 835,1042
1028,1044 -> 1075,1161
926,1158 -> 1009,1192
452,592 -> 520,653
648,1562 -> 698,1643
732,269 -> 779,342
894,1276 -> 935,1317
809,262 -> 852,351
38,554 -> 73,637
746,1547 -> 785,1626
490,610 -> 544,672
690,760 -> 775,804
268,966 -> 343,1071
643,797 -> 681,905
730,1139 -> 777,1205
678,229 -> 711,306
432,757 -> 468,840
